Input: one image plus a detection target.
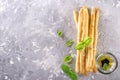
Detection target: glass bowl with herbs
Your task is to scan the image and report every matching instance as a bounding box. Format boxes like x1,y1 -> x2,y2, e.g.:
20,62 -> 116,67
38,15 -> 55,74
96,52 -> 118,74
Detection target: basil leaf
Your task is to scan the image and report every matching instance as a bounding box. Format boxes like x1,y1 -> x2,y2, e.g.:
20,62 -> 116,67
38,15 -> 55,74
64,55 -> 73,63
61,64 -> 70,73
69,71 -> 77,80
57,30 -> 63,37
75,42 -> 85,50
65,40 -> 74,47
75,37 -> 92,50
103,63 -> 108,71
83,37 -> 92,47
61,64 -> 77,80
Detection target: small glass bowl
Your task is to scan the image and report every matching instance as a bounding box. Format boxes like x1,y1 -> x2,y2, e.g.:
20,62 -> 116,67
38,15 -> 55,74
96,52 -> 118,74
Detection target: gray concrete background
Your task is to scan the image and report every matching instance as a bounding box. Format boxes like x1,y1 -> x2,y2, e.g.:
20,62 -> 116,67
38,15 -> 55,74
0,0 -> 120,80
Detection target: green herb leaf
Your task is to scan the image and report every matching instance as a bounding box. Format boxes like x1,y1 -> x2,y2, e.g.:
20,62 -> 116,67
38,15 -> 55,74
83,37 -> 92,47
103,63 -> 108,71
65,40 -> 74,47
61,64 -> 70,73
61,64 -> 77,80
75,37 -> 92,50
57,30 -> 63,37
69,71 -> 78,80
75,42 -> 85,50
64,55 -> 73,63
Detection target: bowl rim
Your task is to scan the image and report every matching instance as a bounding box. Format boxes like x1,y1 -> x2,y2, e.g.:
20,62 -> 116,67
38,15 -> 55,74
96,52 -> 118,74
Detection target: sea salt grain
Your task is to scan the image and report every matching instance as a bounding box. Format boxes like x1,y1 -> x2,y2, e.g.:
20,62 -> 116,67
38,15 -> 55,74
4,75 -> 8,79
16,56 -> 21,62
9,60 -> 14,65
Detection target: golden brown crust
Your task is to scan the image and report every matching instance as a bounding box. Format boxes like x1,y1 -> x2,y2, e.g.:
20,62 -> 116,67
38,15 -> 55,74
83,7 -> 89,74
93,8 -> 100,73
86,7 -> 95,72
74,8 -> 84,73
79,8 -> 84,74
73,11 -> 79,26
73,10 -> 80,73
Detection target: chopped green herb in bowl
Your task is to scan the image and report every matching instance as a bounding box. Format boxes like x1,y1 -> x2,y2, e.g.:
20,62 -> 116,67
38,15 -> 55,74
103,63 -> 108,71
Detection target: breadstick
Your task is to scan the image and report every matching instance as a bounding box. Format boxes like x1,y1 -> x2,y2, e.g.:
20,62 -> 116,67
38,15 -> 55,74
74,9 -> 83,73
79,8 -> 84,74
93,8 -> 100,73
83,7 -> 89,75
90,7 -> 96,71
73,11 -> 79,27
87,7 -> 95,72
73,11 -> 79,72
73,10 -> 80,73
80,6 -> 88,74
81,7 -> 85,74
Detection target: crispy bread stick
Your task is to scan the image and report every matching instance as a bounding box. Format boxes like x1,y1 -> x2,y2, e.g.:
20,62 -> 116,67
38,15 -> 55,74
73,11 -> 79,26
73,11 -> 80,72
80,6 -> 89,74
81,7 -> 86,74
87,7 -> 95,72
83,7 -> 89,75
74,9 -> 83,73
79,8 -> 84,74
93,8 -> 100,73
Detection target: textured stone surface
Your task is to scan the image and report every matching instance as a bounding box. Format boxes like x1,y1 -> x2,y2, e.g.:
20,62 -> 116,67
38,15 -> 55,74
0,0 -> 120,80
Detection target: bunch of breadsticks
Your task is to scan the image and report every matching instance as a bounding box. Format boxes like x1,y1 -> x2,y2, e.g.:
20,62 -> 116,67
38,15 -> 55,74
73,6 -> 100,75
